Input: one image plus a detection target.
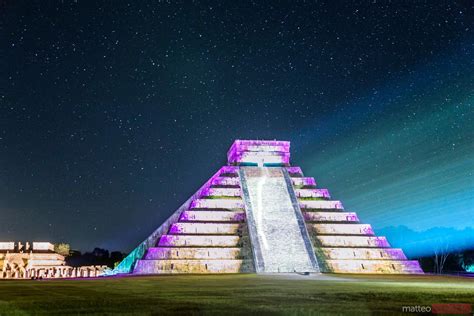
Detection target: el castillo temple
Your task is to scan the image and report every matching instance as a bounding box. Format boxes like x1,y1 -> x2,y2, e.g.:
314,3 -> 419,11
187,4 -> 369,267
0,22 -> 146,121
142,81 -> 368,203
111,140 -> 423,275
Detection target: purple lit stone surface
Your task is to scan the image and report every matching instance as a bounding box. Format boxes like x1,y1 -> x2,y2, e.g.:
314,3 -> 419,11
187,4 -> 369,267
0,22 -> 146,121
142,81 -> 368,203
325,259 -> 423,273
179,210 -> 245,222
286,166 -> 303,175
310,223 -> 374,236
144,247 -> 242,260
228,140 -> 290,154
190,198 -> 245,209
115,139 -> 422,275
227,140 -> 291,165
291,177 -> 317,187
219,166 -> 239,174
322,248 -> 408,260
295,188 -> 330,198
169,222 -> 240,235
303,211 -> 359,222
134,259 -> 245,274
210,177 -> 240,186
158,235 -> 240,247
317,236 -> 391,248
299,200 -> 344,210
200,187 -> 241,197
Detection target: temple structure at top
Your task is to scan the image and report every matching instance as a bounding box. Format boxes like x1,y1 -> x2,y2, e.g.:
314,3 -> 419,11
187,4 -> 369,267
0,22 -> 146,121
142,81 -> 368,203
111,140 -> 423,275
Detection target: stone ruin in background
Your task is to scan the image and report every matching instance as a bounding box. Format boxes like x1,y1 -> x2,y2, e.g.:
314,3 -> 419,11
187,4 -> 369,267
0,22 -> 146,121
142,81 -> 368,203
0,242 -> 106,279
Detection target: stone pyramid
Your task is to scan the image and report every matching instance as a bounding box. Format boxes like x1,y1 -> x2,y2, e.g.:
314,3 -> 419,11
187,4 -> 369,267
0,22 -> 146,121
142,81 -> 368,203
112,140 -> 423,274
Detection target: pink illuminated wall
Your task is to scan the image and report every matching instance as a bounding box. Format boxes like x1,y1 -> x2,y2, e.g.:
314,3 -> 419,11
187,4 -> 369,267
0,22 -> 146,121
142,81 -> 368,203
227,140 -> 290,166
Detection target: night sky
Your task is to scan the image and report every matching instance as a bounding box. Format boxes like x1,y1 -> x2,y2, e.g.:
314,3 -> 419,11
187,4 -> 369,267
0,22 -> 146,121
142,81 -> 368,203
1,2 -> 473,255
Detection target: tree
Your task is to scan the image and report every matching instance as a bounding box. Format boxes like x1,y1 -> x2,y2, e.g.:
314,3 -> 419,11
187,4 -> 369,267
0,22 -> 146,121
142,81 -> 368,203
54,243 -> 71,257
433,238 -> 450,274
460,249 -> 474,272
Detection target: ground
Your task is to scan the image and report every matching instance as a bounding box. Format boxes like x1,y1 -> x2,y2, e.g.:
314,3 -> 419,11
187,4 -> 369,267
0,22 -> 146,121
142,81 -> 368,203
0,274 -> 472,315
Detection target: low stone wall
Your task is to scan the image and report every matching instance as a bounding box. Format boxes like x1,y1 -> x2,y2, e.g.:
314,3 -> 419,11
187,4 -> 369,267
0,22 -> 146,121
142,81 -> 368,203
0,264 -> 108,279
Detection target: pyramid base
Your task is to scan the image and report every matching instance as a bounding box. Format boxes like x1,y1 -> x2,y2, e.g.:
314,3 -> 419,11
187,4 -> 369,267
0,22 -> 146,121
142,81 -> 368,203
133,259 -> 254,274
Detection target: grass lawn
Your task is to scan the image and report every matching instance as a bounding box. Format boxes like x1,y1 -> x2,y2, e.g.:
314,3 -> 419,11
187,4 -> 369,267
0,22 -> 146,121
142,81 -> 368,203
0,274 -> 472,315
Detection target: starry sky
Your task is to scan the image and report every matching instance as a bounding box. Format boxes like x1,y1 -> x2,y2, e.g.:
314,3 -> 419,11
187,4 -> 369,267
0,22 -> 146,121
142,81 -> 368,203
1,1 -> 473,255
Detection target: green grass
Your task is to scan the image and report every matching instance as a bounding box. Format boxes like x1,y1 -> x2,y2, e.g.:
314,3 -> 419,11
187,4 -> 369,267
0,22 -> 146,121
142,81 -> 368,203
0,274 -> 472,315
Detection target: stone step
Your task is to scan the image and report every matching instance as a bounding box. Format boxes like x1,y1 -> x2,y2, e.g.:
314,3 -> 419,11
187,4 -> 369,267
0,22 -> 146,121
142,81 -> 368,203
169,223 -> 241,235
325,259 -> 423,274
218,166 -> 239,175
190,198 -> 244,210
144,247 -> 242,260
134,259 -> 249,274
299,200 -> 344,210
291,177 -> 316,187
295,188 -> 330,199
179,210 -> 245,222
200,187 -> 241,198
308,223 -> 374,236
320,248 -> 407,260
286,166 -> 303,176
303,211 -> 359,222
210,177 -> 240,187
315,235 -> 390,248
158,235 -> 240,247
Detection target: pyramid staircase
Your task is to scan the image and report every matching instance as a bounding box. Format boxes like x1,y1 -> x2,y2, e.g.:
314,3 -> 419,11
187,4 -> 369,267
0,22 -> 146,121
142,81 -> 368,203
112,140 -> 422,275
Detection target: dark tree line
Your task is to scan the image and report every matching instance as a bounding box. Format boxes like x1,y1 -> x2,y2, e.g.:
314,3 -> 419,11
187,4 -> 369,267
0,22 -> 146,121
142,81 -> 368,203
65,248 -> 126,268
417,248 -> 474,274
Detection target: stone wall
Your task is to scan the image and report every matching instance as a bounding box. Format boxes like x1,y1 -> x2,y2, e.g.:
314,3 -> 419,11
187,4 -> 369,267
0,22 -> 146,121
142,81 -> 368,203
0,243 -> 107,279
